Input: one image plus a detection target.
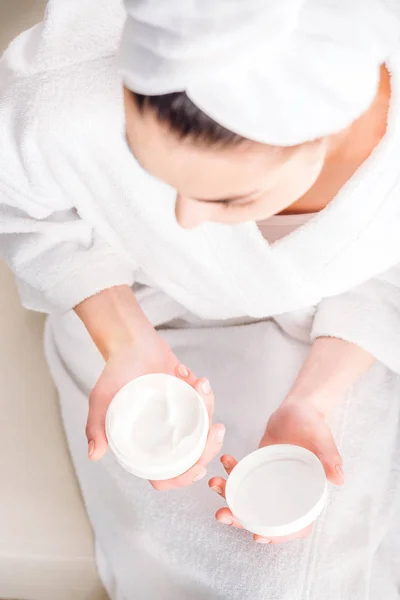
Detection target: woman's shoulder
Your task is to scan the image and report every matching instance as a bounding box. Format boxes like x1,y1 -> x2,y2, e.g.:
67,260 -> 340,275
1,0 -> 125,127
1,56 -> 122,194
0,2 -> 126,199
1,0 -> 125,75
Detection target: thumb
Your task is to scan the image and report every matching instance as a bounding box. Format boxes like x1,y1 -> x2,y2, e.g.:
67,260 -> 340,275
314,427 -> 344,486
86,380 -> 113,461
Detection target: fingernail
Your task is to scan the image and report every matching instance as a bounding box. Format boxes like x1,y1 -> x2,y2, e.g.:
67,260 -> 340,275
220,517 -> 233,525
88,440 -> 95,458
336,464 -> 344,477
193,470 -> 206,483
202,379 -> 211,395
211,485 -> 223,495
177,364 -> 189,378
256,538 -> 272,544
215,427 -> 226,443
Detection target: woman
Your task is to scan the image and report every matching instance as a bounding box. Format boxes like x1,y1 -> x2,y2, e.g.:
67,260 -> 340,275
1,0 -> 400,597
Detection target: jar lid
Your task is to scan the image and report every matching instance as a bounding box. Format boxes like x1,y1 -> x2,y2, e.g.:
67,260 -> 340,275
106,374 -> 209,480
225,444 -> 327,538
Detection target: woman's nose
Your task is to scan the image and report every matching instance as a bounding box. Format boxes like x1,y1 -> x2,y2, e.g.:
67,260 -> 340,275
175,194 -> 217,229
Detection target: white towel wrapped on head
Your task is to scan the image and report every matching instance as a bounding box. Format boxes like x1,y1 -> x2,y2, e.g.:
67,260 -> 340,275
120,0 -> 399,145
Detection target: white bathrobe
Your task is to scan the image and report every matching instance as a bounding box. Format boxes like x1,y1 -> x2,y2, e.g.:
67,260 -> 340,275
1,2 -> 400,598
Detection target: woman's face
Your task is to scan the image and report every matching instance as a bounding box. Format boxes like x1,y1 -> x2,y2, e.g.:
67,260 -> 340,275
125,91 -> 328,228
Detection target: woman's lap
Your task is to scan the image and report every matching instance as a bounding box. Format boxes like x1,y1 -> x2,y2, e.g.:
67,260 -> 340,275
45,313 -> 400,600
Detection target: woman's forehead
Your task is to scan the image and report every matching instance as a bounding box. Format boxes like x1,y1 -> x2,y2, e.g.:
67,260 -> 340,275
125,91 -> 323,200
129,109 -> 288,168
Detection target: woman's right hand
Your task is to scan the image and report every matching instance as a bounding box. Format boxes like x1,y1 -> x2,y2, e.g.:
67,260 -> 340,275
85,328 -> 225,491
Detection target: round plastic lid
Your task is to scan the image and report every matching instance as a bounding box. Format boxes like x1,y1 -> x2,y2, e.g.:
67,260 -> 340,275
105,374 -> 209,481
225,445 -> 327,538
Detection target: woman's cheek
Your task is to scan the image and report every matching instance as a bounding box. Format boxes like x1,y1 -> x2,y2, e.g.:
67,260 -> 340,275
255,157 -> 326,218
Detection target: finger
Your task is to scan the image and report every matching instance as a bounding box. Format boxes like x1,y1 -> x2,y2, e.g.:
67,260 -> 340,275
253,536 -> 272,545
150,463 -> 207,491
254,523 -> 314,545
215,507 -> 243,529
208,476 -> 226,498
197,424 -> 226,466
175,364 -> 198,388
193,377 -> 214,421
152,423 -> 225,491
314,431 -> 345,486
86,379 -> 113,461
220,454 -> 238,475
174,368 -> 214,421
322,457 -> 344,486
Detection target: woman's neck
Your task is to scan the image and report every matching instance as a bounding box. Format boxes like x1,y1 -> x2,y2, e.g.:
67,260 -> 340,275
327,65 -> 391,163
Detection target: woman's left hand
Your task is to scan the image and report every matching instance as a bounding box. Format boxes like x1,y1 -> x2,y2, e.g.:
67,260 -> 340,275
209,400 -> 344,544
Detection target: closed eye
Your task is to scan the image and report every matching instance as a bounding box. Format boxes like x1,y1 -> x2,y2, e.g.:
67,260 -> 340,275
194,190 -> 261,206
223,198 -> 257,209
223,193 -> 264,209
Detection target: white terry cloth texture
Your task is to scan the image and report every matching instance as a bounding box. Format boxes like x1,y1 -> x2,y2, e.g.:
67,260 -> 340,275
120,0 -> 400,145
1,2 -> 400,596
46,308 -> 400,600
2,1 -> 400,372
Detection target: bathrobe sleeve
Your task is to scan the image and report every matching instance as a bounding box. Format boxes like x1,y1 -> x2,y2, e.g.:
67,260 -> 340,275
0,179 -> 136,314
311,263 -> 400,375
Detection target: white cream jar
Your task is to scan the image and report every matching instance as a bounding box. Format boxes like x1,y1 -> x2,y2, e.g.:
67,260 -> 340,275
106,374 -> 209,480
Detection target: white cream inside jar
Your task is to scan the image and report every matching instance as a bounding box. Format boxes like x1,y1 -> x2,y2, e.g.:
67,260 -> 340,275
106,374 -> 209,480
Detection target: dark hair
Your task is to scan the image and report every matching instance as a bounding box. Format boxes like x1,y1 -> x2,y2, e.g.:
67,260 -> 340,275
133,91 -> 247,147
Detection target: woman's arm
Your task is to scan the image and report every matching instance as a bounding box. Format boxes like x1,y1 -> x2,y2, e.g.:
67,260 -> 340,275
74,284 -> 156,360
0,185 -> 135,314
312,264 -> 400,376
211,336 -> 375,542
259,336 -> 375,488
283,336 -> 375,419
75,285 -> 225,488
